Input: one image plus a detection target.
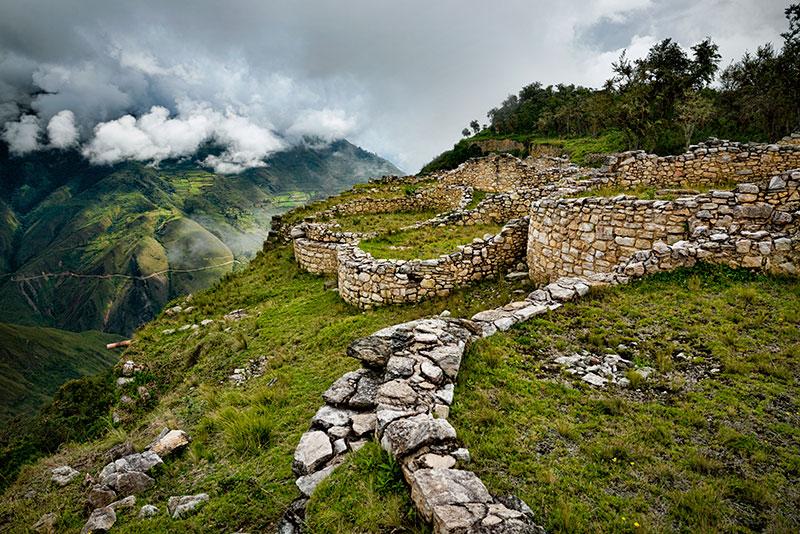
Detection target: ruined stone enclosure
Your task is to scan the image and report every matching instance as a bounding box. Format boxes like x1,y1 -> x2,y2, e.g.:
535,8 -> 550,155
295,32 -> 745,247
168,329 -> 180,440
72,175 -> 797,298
279,138 -> 800,534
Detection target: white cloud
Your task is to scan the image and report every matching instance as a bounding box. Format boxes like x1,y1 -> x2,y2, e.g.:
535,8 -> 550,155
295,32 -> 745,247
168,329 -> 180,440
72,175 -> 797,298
82,104 -> 286,173
287,108 -> 357,141
2,114 -> 40,155
47,110 -> 79,148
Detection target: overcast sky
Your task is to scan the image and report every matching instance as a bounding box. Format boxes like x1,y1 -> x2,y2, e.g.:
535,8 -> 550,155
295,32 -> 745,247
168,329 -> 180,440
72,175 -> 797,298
0,0 -> 791,172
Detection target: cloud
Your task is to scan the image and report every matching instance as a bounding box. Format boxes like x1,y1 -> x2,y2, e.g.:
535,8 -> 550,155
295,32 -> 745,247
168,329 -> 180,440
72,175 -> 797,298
47,110 -> 79,148
287,108 -> 357,142
2,114 -> 40,155
82,104 -> 285,173
0,0 -> 792,171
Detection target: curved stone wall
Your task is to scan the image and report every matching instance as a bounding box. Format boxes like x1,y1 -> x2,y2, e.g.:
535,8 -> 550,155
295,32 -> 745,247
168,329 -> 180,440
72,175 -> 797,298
337,218 -> 529,309
527,170 -> 799,281
605,140 -> 800,189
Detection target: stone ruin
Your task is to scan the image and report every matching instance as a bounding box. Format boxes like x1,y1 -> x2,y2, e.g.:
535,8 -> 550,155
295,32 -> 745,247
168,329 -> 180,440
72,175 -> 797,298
277,137 -> 800,533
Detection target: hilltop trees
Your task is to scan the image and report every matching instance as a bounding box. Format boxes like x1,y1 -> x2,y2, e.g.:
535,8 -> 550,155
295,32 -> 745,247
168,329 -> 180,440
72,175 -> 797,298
476,4 -> 799,155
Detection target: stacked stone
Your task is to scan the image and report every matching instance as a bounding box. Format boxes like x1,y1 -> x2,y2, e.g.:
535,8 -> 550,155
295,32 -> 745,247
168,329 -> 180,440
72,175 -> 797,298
337,218 -> 529,309
778,133 -> 800,146
528,171 -> 799,281
320,184 -> 470,219
284,273 -> 622,532
437,153 -> 587,193
604,139 -> 800,189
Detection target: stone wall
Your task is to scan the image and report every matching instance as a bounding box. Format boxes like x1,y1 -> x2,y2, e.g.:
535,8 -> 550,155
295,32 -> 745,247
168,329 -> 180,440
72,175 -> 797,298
527,170 -> 799,281
779,133 -> 800,146
604,140 -> 800,189
338,218 -> 529,309
321,184 -> 469,218
436,154 -> 579,192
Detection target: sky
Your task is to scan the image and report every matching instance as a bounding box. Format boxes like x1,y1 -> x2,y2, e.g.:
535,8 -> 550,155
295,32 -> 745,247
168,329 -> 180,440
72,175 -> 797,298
0,0 -> 791,173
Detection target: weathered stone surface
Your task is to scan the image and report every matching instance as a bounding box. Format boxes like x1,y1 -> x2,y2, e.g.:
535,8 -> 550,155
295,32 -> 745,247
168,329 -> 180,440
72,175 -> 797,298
293,431 -> 333,475
113,471 -> 155,496
347,336 -> 393,367
377,379 -> 418,407
350,413 -> 377,436
138,504 -> 159,518
109,495 -> 136,511
381,414 -> 457,458
348,372 -> 383,408
31,513 -> 57,534
410,468 -> 492,522
81,507 -> 116,533
150,429 -> 190,457
88,486 -> 117,510
51,465 -> 80,486
167,493 -> 209,519
296,463 -> 338,496
322,369 -> 363,405
422,345 -> 464,379
312,405 -> 353,429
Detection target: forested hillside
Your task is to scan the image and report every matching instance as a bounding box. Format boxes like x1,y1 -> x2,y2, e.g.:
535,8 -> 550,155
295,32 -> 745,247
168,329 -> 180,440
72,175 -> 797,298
423,5 -> 800,173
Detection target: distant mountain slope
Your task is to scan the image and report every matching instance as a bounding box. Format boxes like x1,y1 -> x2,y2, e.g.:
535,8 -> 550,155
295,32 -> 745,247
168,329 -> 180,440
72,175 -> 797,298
0,139 -> 400,334
0,322 -> 120,422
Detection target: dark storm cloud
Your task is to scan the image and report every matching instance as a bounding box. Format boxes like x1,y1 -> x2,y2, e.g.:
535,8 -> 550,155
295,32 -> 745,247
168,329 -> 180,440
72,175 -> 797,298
0,0 -> 791,171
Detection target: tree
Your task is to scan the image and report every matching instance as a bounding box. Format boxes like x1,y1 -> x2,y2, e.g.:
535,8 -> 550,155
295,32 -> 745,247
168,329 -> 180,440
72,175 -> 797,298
461,128 -> 470,137
469,120 -> 480,134
676,91 -> 716,149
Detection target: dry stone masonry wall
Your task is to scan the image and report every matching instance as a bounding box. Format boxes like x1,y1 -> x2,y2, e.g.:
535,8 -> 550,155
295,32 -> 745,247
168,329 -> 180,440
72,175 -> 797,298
527,169 -> 799,280
336,218 -> 529,308
604,139 -> 800,189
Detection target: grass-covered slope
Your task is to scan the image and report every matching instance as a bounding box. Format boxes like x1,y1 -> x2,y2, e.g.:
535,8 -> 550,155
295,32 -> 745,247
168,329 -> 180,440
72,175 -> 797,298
0,244 -> 522,531
421,130 -> 627,174
0,323 -> 121,422
0,140 -> 400,336
450,265 -> 800,533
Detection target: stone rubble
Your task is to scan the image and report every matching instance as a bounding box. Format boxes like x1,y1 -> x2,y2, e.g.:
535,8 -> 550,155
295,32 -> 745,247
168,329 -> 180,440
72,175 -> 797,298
167,493 -> 209,519
51,465 -> 80,486
80,429 -> 195,532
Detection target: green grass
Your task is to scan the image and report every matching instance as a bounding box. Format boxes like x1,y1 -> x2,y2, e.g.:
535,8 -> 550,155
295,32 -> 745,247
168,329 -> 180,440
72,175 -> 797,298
450,265 -> 800,533
0,244 -> 522,532
0,323 -> 121,422
306,441 -> 429,533
359,222 -> 504,260
465,190 -> 489,210
326,209 -> 440,234
421,130 -> 629,173
576,180 -> 742,200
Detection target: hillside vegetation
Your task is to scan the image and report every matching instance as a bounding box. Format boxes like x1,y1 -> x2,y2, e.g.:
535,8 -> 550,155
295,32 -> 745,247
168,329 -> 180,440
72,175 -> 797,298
0,139 -> 400,335
451,266 -> 800,532
0,323 -> 121,422
0,243 -> 523,530
423,5 -> 800,173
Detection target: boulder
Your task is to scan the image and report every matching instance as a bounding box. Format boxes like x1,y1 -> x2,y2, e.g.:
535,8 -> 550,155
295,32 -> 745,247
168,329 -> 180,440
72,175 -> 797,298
167,493 -> 209,519
51,466 -> 80,486
87,486 -> 117,510
81,507 -> 116,534
150,429 -> 190,457
113,471 -> 155,495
